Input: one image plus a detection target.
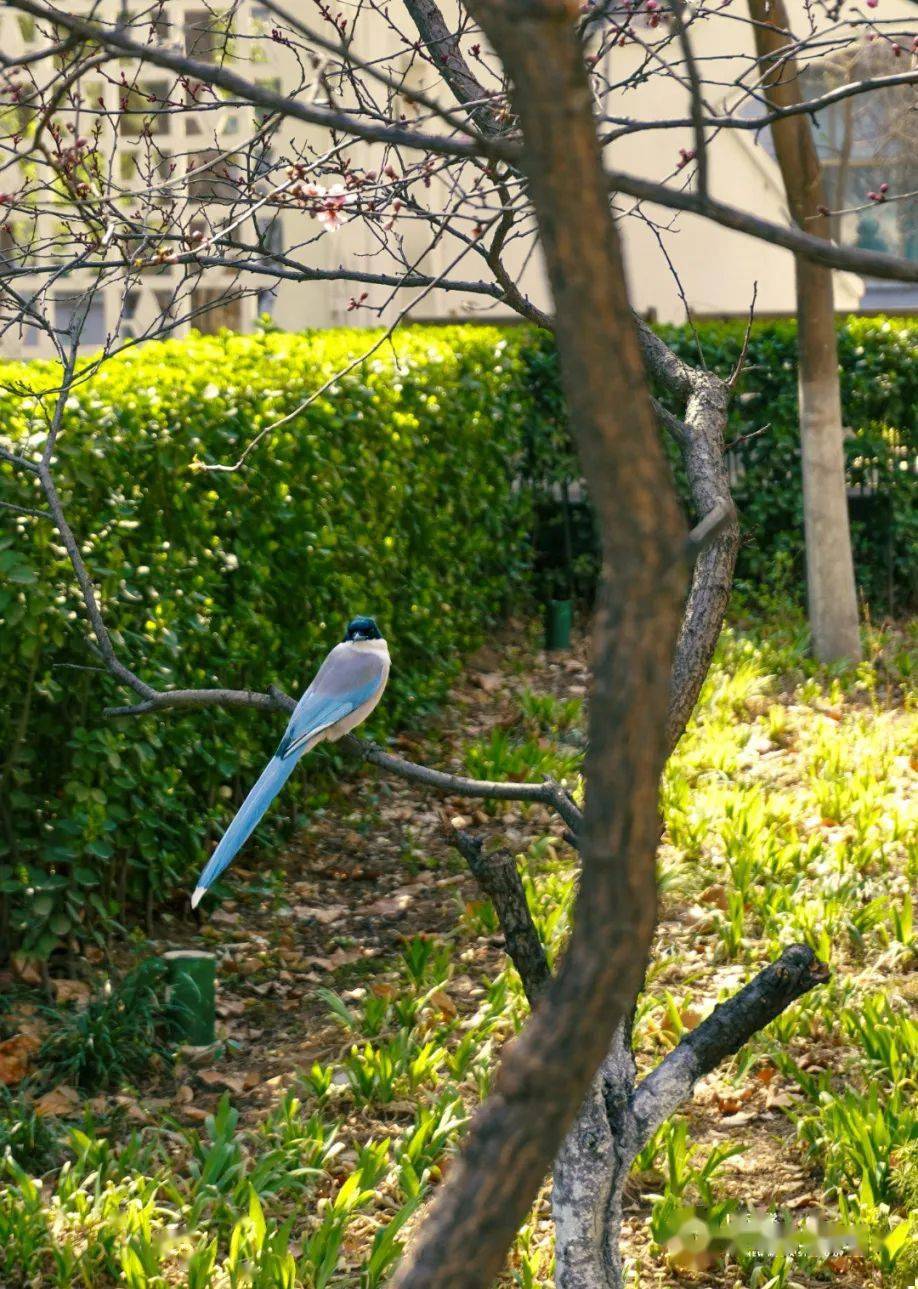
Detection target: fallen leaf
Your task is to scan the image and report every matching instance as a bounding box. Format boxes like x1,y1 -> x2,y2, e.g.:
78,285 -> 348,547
787,1192 -> 821,1210
302,947 -> 367,972
292,903 -> 347,925
4,1004 -> 48,1042
0,1033 -> 40,1086
50,978 -> 92,1007
11,955 -> 42,986
197,1069 -> 247,1095
715,1095 -> 745,1116
113,1094 -> 151,1124
467,644 -> 502,671
174,1084 -> 194,1105
700,884 -> 729,910
679,1007 -> 704,1030
719,1109 -> 756,1125
34,1084 -> 80,1117
765,1085 -> 796,1110
428,989 -> 457,1019
216,997 -> 246,1018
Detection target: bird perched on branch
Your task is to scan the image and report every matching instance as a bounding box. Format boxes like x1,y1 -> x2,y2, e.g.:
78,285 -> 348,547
191,616 -> 389,908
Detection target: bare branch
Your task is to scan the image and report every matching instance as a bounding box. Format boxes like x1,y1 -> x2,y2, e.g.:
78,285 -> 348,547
448,827 -> 552,1005
3,0 -> 505,162
348,735 -> 582,833
607,167 -> 918,283
630,944 -> 830,1144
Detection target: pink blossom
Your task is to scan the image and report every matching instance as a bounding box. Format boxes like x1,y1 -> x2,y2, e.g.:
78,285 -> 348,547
317,183 -> 352,233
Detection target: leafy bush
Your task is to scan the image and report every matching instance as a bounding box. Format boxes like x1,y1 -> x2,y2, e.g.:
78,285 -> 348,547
0,328 -> 533,956
522,315 -> 917,612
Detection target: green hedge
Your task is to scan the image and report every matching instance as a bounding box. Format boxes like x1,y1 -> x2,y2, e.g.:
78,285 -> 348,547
1,316 -> 914,957
0,327 -> 533,958
522,315 -> 917,611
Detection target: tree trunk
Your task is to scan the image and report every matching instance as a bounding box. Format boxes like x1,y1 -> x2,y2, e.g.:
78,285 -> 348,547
552,1021 -> 638,1289
551,356 -> 737,1289
795,258 -> 862,662
749,0 -> 862,662
391,3 -> 687,1284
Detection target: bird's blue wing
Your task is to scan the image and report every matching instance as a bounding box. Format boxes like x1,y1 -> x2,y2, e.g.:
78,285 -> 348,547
276,678 -> 380,759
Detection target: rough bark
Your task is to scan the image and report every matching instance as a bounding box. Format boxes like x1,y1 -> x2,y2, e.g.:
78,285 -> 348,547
391,2 -> 687,1284
450,829 -> 552,1005
630,943 -> 830,1141
552,1021 -> 637,1289
749,0 -> 862,663
634,330 -> 739,750
402,0 -> 506,135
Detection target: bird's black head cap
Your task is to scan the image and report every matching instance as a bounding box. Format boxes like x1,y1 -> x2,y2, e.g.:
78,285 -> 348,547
344,615 -> 382,642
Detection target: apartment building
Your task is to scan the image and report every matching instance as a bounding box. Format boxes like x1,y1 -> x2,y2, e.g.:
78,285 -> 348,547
0,0 -> 914,358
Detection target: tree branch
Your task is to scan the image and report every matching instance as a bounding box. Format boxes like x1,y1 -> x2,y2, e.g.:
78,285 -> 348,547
403,0 -> 507,135
3,0 -> 504,163
606,166 -> 918,284
629,943 -> 829,1144
448,827 -> 552,1005
10,0 -> 916,288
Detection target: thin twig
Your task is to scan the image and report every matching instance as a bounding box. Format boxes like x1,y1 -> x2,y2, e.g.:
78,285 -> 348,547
728,282 -> 759,389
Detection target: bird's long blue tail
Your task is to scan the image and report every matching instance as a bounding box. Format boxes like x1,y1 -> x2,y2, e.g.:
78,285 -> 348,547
191,754 -> 299,907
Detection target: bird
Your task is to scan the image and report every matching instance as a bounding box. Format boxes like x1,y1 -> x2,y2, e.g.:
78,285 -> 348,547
190,615 -> 389,909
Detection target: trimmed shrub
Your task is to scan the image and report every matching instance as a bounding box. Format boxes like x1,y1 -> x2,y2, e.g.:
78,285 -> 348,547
0,327 -> 533,957
521,315 -> 916,612
0,316 -> 913,955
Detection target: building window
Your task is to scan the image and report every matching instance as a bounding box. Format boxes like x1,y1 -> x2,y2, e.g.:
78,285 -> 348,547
185,9 -> 230,62
119,81 -> 172,137
54,292 -> 107,346
750,47 -> 917,308
187,150 -> 239,202
190,288 -> 243,333
804,49 -> 917,261
804,48 -> 917,308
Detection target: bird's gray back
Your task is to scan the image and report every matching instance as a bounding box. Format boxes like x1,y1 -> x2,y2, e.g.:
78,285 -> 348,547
307,642 -> 386,699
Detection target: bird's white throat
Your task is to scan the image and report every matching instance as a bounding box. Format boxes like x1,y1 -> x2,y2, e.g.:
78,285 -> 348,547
350,637 -> 389,657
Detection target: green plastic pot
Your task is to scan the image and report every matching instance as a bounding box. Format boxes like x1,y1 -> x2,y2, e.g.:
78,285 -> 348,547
163,949 -> 216,1047
545,598 -> 573,651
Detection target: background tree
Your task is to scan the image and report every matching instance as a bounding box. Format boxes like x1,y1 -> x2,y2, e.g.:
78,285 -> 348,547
749,0 -> 862,663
